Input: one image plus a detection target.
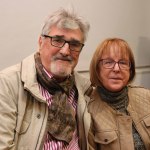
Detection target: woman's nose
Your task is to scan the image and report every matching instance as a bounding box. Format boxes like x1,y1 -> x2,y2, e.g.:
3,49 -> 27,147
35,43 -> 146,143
113,62 -> 120,71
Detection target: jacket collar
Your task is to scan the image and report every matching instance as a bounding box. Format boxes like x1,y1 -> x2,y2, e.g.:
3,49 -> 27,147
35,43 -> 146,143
21,53 -> 46,102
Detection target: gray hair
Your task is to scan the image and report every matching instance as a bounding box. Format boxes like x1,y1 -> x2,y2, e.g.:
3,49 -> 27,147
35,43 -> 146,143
41,8 -> 90,42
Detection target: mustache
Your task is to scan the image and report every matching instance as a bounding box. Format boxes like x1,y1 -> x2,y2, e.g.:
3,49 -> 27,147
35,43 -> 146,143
52,54 -> 73,61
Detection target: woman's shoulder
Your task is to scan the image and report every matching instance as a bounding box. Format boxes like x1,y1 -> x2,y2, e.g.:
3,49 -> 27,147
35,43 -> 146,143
128,84 -> 150,96
128,84 -> 149,90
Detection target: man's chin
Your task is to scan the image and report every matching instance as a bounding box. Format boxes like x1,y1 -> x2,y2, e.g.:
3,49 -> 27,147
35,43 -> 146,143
53,71 -> 70,78
50,67 -> 72,78
50,62 -> 73,78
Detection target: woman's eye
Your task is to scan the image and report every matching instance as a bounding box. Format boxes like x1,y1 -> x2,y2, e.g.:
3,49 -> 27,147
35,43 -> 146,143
119,61 -> 127,65
105,60 -> 113,64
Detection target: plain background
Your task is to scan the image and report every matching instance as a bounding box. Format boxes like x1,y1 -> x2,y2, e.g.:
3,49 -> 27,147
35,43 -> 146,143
0,0 -> 150,88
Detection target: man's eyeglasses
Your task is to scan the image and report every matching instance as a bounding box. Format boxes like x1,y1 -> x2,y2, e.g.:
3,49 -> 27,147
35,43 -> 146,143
99,59 -> 131,70
42,34 -> 84,52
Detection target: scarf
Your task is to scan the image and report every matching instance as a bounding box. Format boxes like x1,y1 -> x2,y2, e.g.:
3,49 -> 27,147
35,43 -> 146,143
34,52 -> 76,144
97,86 -> 128,113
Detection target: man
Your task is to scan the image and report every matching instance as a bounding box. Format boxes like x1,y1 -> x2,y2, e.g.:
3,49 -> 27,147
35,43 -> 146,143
0,8 -> 91,149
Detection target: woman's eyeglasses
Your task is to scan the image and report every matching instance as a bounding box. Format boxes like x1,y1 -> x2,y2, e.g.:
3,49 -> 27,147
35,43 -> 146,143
99,59 -> 131,70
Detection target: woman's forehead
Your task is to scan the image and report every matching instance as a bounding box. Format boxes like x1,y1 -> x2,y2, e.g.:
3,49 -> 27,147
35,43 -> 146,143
101,45 -> 129,58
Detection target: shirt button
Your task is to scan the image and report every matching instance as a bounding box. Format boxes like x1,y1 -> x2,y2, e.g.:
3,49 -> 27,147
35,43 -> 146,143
37,114 -> 41,119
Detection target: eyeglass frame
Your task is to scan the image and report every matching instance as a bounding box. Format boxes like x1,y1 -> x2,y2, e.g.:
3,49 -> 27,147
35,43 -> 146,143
99,59 -> 131,70
41,34 -> 84,52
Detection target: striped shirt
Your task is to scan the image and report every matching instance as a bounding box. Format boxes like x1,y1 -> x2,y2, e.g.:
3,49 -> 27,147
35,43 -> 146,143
39,69 -> 80,150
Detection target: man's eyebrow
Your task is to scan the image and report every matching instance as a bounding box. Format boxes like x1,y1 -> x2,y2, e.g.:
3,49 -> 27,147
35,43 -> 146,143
53,35 -> 81,43
52,35 -> 64,38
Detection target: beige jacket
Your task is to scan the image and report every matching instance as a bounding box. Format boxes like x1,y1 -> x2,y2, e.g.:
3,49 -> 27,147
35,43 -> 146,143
88,86 -> 150,150
0,53 -> 91,150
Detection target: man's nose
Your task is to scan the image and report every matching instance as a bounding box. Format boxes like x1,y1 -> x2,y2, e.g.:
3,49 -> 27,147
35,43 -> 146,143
59,43 -> 71,56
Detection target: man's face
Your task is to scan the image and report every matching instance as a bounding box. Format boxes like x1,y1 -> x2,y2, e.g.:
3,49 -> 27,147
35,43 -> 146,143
38,25 -> 84,78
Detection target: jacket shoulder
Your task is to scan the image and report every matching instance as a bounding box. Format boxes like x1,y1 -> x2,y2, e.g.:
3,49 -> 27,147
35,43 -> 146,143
74,71 -> 91,92
0,63 -> 22,97
87,88 -> 102,114
0,63 -> 21,85
128,84 -> 150,98
128,84 -> 150,92
0,63 -> 21,75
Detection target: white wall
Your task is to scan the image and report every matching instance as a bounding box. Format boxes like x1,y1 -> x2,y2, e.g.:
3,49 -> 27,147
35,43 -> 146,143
0,0 -> 150,88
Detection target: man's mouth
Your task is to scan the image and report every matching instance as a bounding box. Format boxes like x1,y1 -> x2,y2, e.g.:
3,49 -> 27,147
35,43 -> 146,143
58,58 -> 71,61
55,56 -> 72,62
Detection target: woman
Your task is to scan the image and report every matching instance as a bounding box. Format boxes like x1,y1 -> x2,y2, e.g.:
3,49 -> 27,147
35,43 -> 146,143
87,38 -> 150,150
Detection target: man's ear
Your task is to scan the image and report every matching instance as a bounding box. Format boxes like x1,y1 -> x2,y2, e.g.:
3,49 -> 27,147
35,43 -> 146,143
38,36 -> 43,48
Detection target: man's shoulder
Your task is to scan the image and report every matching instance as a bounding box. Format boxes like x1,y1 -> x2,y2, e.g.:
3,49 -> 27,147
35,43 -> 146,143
0,53 -> 35,76
74,71 -> 91,91
0,63 -> 21,78
0,63 -> 22,93
0,53 -> 35,81
74,71 -> 90,83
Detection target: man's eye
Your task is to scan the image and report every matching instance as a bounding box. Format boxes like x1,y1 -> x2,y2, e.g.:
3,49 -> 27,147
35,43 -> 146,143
70,42 -> 81,47
53,38 -> 64,43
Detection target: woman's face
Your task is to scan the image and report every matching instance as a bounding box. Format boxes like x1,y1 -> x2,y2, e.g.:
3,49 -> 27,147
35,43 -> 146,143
98,48 -> 130,92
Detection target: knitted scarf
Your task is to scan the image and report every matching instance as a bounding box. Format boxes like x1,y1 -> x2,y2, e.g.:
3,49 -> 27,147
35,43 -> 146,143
97,86 -> 128,113
34,52 -> 76,144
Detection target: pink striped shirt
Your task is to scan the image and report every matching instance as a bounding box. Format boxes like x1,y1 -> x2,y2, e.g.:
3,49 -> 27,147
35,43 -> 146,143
39,69 -> 80,150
